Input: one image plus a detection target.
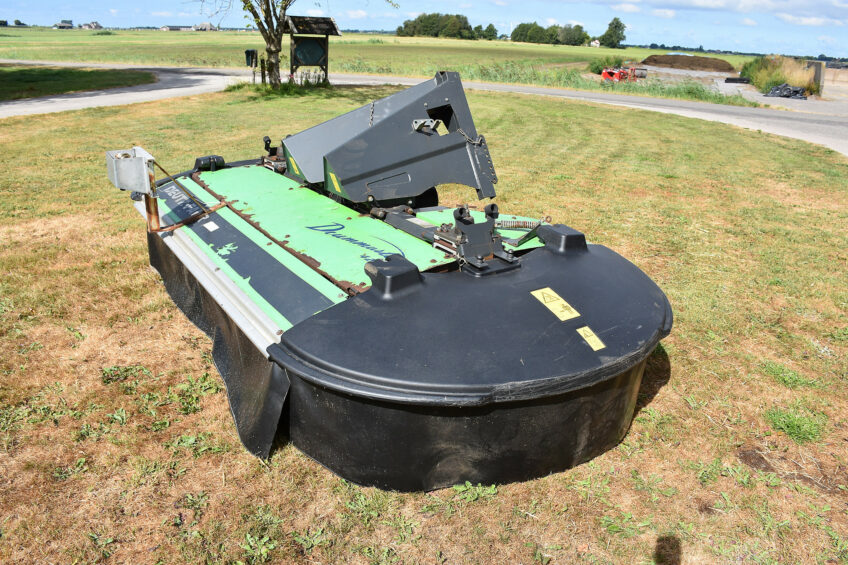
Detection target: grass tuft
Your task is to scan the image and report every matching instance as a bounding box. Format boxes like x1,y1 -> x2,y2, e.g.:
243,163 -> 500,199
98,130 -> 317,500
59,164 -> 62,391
740,55 -> 818,95
765,405 -> 827,443
100,364 -> 150,384
588,55 -> 625,74
762,361 -> 819,389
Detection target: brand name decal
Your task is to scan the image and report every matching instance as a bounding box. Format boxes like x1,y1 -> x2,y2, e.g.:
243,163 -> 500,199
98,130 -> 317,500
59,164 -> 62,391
306,223 -> 405,259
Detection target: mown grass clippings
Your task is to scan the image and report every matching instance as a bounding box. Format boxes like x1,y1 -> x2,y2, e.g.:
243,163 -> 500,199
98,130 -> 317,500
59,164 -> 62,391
765,405 -> 827,444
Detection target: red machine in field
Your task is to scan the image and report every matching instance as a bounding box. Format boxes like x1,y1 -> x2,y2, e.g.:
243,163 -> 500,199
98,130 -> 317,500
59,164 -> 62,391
601,66 -> 648,82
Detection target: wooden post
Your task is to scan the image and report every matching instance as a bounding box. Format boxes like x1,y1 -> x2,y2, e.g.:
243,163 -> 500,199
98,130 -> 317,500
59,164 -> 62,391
260,58 -> 266,85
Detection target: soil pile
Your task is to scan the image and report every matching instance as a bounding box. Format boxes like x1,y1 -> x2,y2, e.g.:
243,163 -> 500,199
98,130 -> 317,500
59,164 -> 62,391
642,54 -> 736,73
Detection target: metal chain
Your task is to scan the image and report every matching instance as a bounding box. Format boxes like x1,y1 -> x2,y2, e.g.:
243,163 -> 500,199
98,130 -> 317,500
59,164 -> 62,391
369,101 -> 374,127
456,127 -> 483,146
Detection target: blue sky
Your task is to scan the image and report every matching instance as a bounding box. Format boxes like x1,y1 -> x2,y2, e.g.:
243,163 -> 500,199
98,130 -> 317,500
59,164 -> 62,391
5,0 -> 847,56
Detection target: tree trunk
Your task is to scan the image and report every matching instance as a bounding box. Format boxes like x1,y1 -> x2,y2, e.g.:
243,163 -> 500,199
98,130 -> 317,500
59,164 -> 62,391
266,45 -> 281,87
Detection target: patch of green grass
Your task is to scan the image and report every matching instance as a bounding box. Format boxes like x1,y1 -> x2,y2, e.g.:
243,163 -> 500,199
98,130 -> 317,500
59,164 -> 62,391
291,527 -> 328,553
165,432 -> 228,458
106,407 -> 127,425
178,491 -> 209,520
345,488 -> 394,526
765,405 -> 827,443
382,514 -> 418,543
451,481 -> 498,503
762,361 -> 819,388
100,364 -> 150,384
691,458 -> 724,486
87,531 -> 116,559
0,64 -> 155,101
240,532 -> 276,564
599,512 -> 650,537
170,373 -> 222,415
420,482 -> 498,516
53,457 -> 88,480
630,470 -> 678,502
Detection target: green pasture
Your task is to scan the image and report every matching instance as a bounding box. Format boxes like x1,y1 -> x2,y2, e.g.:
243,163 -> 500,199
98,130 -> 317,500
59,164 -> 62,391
0,64 -> 156,100
0,84 -> 845,563
0,27 -> 753,73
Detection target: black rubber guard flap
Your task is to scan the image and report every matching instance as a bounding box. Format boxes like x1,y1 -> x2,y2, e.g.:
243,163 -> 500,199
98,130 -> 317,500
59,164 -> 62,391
270,230 -> 673,406
281,71 -> 497,203
147,230 -> 288,459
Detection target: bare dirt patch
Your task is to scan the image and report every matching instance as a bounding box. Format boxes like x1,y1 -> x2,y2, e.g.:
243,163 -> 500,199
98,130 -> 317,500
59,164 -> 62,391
642,54 -> 736,73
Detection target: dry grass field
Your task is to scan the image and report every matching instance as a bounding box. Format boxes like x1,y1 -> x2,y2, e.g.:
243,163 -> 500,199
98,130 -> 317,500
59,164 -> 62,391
0,85 -> 846,564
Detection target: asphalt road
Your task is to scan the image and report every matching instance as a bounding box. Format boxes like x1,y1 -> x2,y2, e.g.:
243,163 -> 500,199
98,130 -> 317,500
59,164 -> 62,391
3,59 -> 847,157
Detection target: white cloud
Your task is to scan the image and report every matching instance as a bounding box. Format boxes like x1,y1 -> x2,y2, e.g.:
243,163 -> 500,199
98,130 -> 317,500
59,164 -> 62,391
741,17 -> 757,24
567,19 -> 585,25
652,8 -> 676,17
151,11 -> 172,17
492,0 -> 508,6
818,34 -> 837,43
406,12 -> 422,18
613,3 -> 642,12
109,9 -> 118,15
459,3 -> 473,8
545,17 -> 560,25
346,9 -> 368,19
306,9 -> 325,17
776,12 -> 844,25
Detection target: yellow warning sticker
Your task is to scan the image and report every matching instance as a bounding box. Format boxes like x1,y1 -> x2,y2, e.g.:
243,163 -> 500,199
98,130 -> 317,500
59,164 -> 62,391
288,157 -> 301,176
577,326 -> 606,351
328,171 -> 342,194
531,287 -> 580,321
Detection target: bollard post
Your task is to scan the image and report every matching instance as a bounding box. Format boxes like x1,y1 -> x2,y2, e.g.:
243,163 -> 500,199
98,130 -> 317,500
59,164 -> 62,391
260,58 -> 266,85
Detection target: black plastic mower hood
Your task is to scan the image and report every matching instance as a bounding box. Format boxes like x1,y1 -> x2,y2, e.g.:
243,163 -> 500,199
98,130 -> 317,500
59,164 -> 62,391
270,226 -> 672,407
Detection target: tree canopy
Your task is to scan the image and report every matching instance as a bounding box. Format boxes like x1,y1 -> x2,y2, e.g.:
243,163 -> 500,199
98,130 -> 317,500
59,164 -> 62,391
599,17 -> 626,48
511,22 -> 589,46
396,13 -> 496,40
558,24 -> 589,46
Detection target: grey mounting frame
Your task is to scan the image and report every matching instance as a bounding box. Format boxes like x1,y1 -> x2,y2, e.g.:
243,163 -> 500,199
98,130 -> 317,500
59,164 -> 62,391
282,71 -> 498,203
106,146 -> 155,195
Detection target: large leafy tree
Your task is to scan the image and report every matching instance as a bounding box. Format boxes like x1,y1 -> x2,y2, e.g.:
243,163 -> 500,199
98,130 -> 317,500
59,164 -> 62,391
558,24 -> 589,46
202,0 -> 395,88
599,17 -> 626,48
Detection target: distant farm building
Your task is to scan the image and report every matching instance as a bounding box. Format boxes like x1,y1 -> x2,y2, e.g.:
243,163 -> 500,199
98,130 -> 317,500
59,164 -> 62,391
159,23 -> 216,31
80,21 -> 103,30
590,39 -> 600,48
53,20 -> 73,30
